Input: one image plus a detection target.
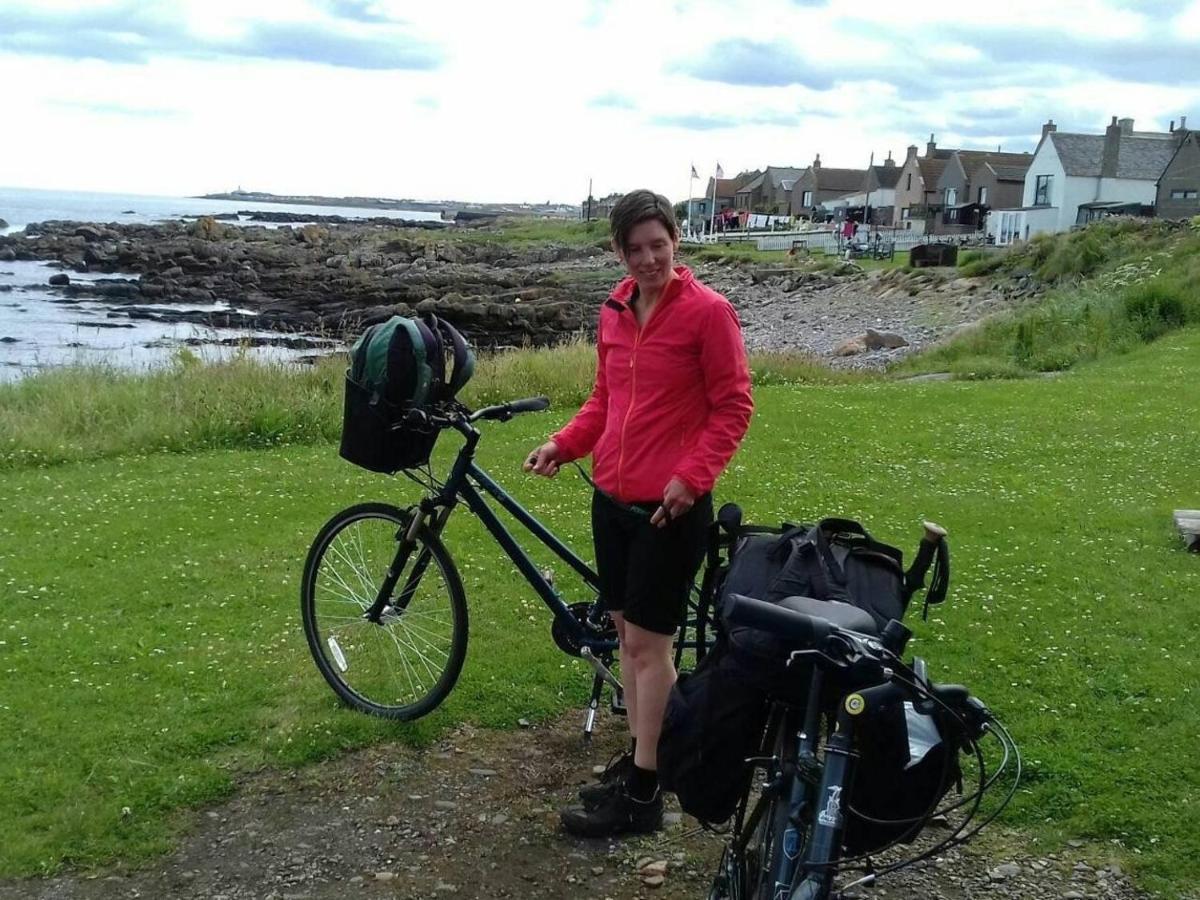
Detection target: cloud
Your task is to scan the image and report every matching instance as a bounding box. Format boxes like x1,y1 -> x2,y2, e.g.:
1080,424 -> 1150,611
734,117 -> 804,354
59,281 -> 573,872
677,39 -> 836,89
650,109 -> 826,130
588,92 -> 635,110
950,26 -> 1200,86
322,0 -> 396,23
239,22 -> 439,70
651,113 -> 739,130
0,3 -> 443,70
50,99 -> 183,119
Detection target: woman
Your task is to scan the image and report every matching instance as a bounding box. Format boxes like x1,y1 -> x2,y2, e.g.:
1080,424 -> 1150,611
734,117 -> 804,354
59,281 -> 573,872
524,189 -> 753,837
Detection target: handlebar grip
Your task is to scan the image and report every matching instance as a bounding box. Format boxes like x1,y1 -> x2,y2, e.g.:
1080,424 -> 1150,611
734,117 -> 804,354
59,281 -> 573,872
724,594 -> 831,645
508,396 -> 550,414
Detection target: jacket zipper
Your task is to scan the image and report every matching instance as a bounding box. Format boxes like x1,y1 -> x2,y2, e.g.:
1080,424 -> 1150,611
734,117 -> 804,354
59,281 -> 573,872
616,323 -> 642,499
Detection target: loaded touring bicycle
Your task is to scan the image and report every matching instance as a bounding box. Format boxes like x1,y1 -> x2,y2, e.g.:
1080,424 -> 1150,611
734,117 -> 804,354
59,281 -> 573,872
302,315 -> 1019,897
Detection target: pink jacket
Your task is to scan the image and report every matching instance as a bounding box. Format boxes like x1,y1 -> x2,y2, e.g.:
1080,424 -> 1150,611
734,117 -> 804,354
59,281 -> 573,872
552,266 -> 753,503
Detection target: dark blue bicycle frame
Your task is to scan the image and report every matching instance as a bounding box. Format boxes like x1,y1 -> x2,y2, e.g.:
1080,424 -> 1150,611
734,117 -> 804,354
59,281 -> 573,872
419,418 -> 619,656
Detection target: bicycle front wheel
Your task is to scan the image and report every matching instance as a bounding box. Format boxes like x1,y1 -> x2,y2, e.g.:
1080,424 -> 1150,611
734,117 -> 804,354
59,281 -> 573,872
301,503 -> 468,719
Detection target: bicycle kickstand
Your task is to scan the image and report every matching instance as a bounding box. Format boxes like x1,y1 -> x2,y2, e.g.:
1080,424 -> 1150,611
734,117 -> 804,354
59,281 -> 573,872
582,673 -> 604,741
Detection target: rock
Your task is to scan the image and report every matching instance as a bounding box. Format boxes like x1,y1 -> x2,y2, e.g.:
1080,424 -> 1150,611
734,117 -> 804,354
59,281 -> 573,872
48,273 -> 70,286
468,768 -> 498,777
641,874 -> 666,888
0,218 -> 8,229
834,335 -> 868,356
517,718 -> 531,728
0,248 -> 15,261
374,871 -> 396,881
988,862 -> 1022,881
0,336 -> 18,343
639,860 -> 668,877
864,328 -> 908,350
74,225 -> 104,241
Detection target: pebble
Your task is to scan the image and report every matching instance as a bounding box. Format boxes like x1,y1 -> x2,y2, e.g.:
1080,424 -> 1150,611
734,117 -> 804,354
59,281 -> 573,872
374,871 -> 395,882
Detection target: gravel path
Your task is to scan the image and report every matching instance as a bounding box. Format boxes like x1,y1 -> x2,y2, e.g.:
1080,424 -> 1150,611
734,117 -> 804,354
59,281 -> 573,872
692,262 -> 1042,369
0,711 -> 1156,900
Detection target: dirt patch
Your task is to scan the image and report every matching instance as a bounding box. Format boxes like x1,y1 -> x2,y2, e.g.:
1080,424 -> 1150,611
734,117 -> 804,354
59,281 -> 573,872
0,711 -> 1150,900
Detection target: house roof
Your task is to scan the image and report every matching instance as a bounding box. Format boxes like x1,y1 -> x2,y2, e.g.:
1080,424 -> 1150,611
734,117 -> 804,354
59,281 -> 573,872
987,163 -> 1032,181
707,177 -> 742,198
765,166 -> 804,188
869,165 -> 902,189
917,157 -> 949,186
814,166 -> 867,192
1050,132 -> 1177,180
736,173 -> 766,193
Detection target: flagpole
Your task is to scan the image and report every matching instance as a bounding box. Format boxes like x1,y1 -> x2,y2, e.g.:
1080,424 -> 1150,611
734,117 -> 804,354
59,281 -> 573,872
709,165 -> 719,239
687,165 -> 696,239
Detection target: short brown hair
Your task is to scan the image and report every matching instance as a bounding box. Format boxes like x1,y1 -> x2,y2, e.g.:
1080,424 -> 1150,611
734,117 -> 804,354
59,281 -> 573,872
609,189 -> 678,253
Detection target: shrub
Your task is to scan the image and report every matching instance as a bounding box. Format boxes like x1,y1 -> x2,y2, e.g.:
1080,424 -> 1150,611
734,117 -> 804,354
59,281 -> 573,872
1120,281 -> 1188,341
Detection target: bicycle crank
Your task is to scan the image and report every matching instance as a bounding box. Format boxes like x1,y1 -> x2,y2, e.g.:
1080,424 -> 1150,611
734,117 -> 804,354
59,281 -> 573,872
550,601 -> 615,657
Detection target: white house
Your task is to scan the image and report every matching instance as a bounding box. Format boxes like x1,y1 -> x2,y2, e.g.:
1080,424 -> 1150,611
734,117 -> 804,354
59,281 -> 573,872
988,117 -> 1178,245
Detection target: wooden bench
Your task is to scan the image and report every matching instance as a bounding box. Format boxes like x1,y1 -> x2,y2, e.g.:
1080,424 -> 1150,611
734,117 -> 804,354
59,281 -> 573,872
1174,510 -> 1200,552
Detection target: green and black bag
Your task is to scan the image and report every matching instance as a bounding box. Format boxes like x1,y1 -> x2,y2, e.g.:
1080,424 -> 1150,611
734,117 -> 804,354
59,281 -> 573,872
339,314 -> 475,474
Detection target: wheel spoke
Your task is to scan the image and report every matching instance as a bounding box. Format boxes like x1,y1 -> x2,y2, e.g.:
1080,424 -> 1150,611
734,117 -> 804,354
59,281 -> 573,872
302,508 -> 466,719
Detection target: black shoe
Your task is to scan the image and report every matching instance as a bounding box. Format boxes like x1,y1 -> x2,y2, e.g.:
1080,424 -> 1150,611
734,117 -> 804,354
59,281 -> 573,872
578,751 -> 634,808
560,787 -> 663,838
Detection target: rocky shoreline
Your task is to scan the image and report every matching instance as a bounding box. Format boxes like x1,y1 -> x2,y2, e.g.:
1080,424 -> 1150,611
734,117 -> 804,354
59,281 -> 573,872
0,218 -> 1044,365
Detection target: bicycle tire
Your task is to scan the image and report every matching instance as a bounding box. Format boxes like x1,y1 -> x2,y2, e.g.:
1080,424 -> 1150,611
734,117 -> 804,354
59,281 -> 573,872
301,503 -> 468,719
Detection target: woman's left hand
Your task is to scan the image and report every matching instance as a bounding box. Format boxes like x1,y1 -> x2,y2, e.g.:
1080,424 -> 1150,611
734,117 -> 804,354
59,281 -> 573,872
651,478 -> 696,528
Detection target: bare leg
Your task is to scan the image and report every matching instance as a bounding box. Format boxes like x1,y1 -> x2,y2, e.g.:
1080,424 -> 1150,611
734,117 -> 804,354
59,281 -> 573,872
621,621 -> 677,771
611,612 -> 637,739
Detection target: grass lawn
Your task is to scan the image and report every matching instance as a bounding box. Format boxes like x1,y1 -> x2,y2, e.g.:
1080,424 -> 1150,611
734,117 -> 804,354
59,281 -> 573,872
2,330 -> 1198,895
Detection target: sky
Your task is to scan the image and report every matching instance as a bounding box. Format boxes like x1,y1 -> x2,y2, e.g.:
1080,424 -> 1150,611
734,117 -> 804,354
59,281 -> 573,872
1,0 -> 1198,205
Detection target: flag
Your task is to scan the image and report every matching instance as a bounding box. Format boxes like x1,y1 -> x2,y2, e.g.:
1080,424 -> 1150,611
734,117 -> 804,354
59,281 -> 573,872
690,164 -> 699,179
715,162 -> 724,179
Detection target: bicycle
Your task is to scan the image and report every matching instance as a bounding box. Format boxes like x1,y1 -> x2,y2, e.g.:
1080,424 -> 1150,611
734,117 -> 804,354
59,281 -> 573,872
708,594 -> 1020,900
300,395 -> 710,732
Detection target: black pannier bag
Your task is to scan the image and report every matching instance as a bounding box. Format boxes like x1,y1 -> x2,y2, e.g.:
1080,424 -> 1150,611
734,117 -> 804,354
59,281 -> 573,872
656,634 -> 770,825
338,314 -> 475,474
658,510 -> 950,826
843,695 -> 963,853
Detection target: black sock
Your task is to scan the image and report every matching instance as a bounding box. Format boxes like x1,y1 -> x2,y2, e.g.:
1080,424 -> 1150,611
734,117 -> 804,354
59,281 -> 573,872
628,764 -> 658,802
629,736 -> 638,757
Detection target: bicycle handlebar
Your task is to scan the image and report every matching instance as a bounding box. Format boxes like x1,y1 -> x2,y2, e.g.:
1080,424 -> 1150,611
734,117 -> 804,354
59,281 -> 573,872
724,593 -> 834,646
468,395 -> 550,423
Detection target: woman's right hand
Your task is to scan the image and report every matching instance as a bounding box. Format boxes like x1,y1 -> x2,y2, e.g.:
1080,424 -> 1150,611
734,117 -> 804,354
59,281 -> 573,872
524,441 -> 561,477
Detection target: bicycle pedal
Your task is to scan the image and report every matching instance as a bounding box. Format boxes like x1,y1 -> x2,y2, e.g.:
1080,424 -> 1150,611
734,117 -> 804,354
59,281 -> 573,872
610,687 -> 627,716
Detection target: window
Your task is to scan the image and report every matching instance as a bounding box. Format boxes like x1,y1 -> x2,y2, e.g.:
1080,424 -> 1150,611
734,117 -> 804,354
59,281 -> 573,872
978,186 -> 988,205
945,188 -> 958,206
901,207 -> 911,219
906,173 -> 912,191
1170,189 -> 1199,199
1034,175 -> 1053,206
947,208 -> 959,222
802,190 -> 813,207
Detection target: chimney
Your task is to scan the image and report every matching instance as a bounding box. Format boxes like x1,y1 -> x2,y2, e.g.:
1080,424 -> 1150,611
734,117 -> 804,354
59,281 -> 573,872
1118,117 -> 1134,134
1170,119 -> 1176,133
884,150 -> 895,167
1041,119 -> 1057,140
813,153 -> 821,169
1101,116 -> 1123,178
904,144 -> 919,164
1181,115 -> 1188,131
926,133 -> 937,156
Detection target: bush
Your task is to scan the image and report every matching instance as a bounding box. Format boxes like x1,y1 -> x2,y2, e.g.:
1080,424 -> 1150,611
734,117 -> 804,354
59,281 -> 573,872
1120,281 -> 1188,341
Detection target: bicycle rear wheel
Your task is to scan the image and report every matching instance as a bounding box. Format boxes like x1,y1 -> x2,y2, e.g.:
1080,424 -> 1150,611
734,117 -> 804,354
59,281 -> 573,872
301,503 -> 468,719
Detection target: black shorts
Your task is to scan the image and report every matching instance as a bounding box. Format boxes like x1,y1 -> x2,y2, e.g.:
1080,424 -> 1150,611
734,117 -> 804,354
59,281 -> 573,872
591,490 -> 713,636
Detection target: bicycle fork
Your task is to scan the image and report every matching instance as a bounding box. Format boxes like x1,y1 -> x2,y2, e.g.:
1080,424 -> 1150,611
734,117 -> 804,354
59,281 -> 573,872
787,679 -> 909,900
366,502 -> 453,623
